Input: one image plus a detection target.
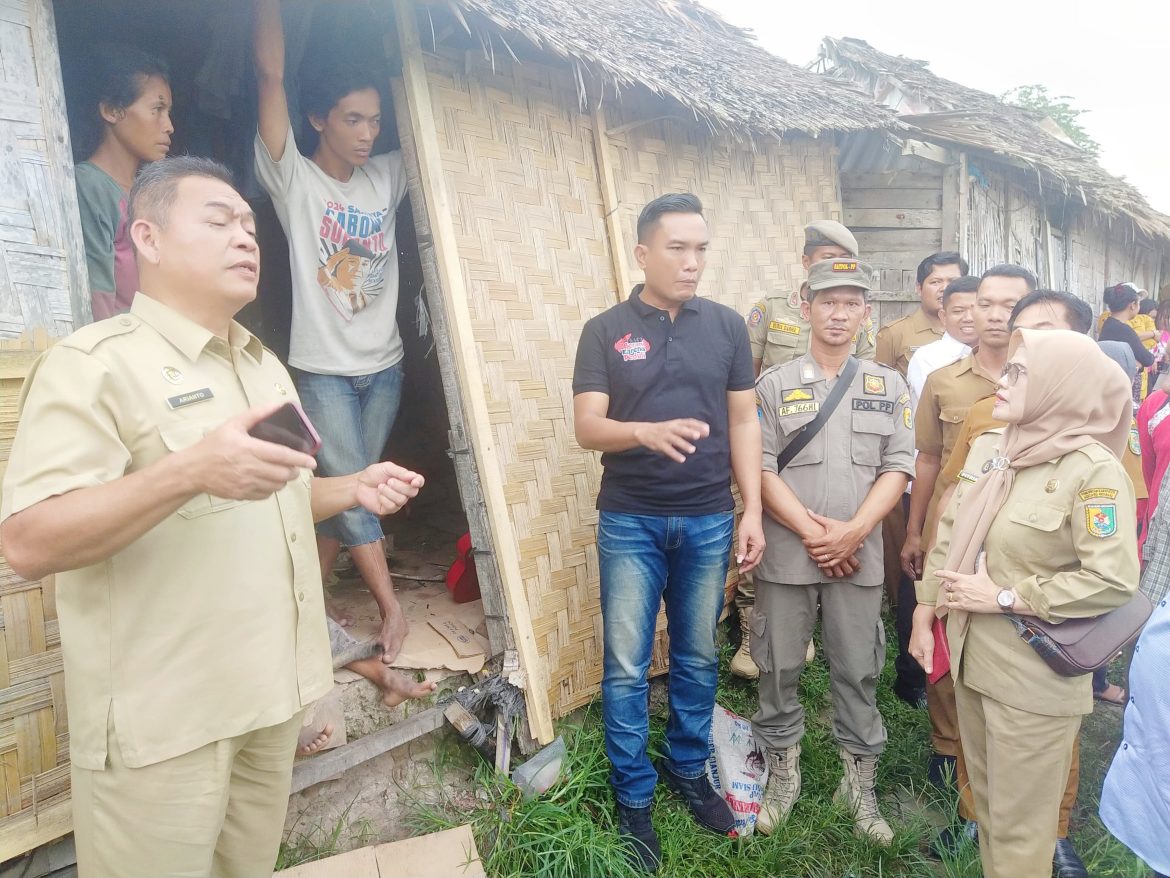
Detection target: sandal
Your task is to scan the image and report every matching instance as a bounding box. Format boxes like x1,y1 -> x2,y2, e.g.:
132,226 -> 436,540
1094,683 -> 1127,705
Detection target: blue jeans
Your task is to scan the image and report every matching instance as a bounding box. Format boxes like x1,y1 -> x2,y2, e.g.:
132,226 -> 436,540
598,510 -> 733,808
293,363 -> 404,546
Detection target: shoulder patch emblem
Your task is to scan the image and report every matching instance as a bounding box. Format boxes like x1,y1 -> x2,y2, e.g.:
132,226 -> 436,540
1129,425 -> 1141,456
1085,504 -> 1118,539
897,392 -> 910,406
782,388 -> 814,403
863,374 -> 886,395
903,406 -> 913,429
748,305 -> 764,327
778,401 -> 819,417
770,321 -> 800,334
957,469 -> 979,484
1078,487 -> 1120,502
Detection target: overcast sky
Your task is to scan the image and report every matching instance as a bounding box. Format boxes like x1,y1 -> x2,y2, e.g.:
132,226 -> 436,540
703,0 -> 1170,214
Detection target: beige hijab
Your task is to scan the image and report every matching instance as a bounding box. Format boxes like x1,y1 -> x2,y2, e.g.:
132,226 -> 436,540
942,329 -> 1132,578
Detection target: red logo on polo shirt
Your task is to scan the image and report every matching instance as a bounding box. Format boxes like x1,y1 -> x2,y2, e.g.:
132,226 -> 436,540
614,333 -> 652,362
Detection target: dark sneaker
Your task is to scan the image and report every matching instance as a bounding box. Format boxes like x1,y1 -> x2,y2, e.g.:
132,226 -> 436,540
655,758 -> 735,835
928,819 -> 979,860
1052,837 -> 1089,878
616,803 -> 660,874
926,753 -> 957,789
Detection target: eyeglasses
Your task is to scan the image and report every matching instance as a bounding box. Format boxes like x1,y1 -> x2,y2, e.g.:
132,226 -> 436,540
1001,362 -> 1027,385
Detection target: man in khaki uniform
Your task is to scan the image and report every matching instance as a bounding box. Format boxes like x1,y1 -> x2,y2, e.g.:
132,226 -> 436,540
747,221 -> 875,376
751,259 -> 913,843
905,265 -> 1034,831
874,252 -> 968,376
915,420 -> 1136,878
873,252 -> 967,708
0,158 -> 424,877
732,221 -> 874,678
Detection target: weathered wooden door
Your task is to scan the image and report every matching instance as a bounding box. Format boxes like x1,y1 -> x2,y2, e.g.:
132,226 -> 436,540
0,0 -> 88,338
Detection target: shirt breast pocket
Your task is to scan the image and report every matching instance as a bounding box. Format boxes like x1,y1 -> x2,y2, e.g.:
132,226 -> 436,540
158,423 -> 246,519
851,411 -> 894,467
778,411 -> 824,467
767,324 -> 801,349
1005,501 -> 1067,561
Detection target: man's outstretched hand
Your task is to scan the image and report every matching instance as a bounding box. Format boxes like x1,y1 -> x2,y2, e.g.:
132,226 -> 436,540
356,462 -> 425,516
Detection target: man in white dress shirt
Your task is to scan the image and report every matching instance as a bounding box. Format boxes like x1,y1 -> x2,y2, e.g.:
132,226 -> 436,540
906,276 -> 980,411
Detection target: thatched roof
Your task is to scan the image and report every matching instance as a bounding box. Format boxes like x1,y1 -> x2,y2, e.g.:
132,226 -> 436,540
429,0 -> 894,136
819,37 -> 1170,244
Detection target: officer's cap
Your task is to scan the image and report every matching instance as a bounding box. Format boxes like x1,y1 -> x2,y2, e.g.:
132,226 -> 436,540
804,220 -> 858,256
806,259 -> 874,296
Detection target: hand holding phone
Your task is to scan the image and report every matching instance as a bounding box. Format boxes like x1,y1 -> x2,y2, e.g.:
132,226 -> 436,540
248,402 -> 322,456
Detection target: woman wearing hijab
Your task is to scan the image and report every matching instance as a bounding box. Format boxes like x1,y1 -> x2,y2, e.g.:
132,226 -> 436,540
910,329 -> 1139,878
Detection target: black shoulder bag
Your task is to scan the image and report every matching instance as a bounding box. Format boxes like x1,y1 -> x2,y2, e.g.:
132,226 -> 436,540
775,357 -> 859,472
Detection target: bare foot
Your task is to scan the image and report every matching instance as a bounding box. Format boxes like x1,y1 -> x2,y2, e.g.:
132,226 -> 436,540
325,599 -> 355,628
378,666 -> 437,709
377,608 -> 409,663
296,721 -> 334,756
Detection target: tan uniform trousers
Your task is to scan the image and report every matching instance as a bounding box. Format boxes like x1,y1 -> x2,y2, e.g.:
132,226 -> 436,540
954,676 -> 1080,878
72,711 -> 304,878
750,579 -> 886,755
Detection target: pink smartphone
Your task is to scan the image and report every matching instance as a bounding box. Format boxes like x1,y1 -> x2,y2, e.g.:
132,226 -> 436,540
248,402 -> 322,456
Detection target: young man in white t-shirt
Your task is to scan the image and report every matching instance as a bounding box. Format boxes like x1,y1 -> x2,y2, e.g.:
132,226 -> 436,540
253,0 -> 410,661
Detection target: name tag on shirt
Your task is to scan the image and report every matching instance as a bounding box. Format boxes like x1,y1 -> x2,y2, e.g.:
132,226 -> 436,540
167,388 -> 215,410
853,399 -> 893,414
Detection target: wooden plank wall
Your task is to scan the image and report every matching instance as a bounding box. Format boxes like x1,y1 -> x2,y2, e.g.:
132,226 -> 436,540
0,0 -> 87,338
840,168 -> 944,327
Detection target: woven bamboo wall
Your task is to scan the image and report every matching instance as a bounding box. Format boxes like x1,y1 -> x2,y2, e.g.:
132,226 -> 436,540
424,47 -> 844,718
0,333 -> 69,860
423,49 -> 620,718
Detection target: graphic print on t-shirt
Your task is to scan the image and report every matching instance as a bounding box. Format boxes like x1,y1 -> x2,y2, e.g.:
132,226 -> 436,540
317,200 -> 389,320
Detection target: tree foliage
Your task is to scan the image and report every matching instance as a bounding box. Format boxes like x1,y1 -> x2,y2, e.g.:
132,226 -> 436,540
1003,84 -> 1101,157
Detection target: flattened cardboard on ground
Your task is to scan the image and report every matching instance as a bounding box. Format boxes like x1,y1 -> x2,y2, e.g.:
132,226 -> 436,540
329,582 -> 490,676
275,825 -> 485,877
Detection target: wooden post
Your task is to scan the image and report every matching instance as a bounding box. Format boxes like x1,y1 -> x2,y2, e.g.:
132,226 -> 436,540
590,105 -> 633,303
392,0 -> 554,745
941,163 -> 959,252
957,152 -> 970,257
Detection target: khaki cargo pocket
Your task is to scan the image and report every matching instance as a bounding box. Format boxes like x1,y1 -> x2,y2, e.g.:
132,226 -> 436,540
158,424 -> 245,519
748,608 -> 773,675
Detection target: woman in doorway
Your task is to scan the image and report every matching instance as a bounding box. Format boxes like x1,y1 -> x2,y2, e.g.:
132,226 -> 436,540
75,46 -> 173,320
252,0 -> 411,661
910,329 -> 1138,878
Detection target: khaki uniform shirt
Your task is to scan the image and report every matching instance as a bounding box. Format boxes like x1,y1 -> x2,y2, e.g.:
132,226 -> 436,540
0,295 -> 333,770
942,398 -> 1148,502
757,355 -> 915,585
875,308 -> 943,377
748,291 -> 875,370
919,431 -> 1138,716
915,354 -> 999,544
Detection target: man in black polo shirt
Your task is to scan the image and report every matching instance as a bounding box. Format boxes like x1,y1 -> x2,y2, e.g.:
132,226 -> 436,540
573,193 -> 764,873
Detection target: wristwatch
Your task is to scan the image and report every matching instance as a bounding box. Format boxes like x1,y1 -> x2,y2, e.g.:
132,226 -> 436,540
996,588 -> 1017,613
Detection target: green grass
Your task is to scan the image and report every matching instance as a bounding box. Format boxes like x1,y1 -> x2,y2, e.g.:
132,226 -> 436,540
410,621 -> 1148,878
277,800 -> 374,869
